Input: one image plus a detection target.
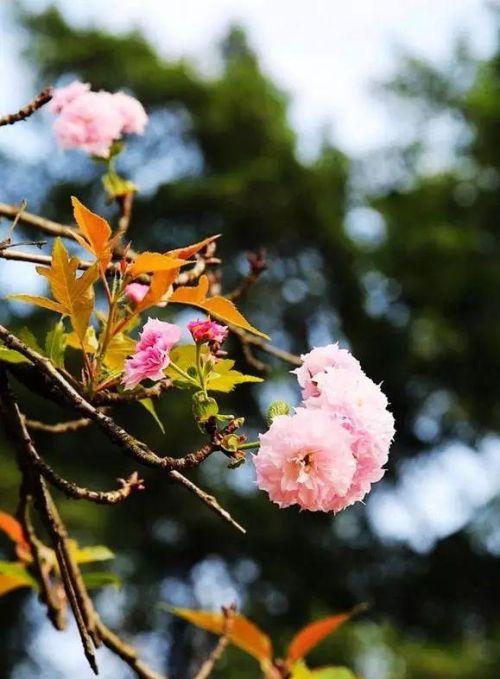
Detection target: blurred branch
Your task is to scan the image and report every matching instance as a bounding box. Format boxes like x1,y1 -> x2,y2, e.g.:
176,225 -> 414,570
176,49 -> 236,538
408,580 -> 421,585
115,192 -> 134,245
193,603 -> 236,679
0,87 -> 53,127
231,326 -> 302,369
227,249 -> 267,302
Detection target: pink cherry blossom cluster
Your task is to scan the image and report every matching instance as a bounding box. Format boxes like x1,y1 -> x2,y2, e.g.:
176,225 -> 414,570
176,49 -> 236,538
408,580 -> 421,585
123,318 -> 181,390
50,80 -> 148,158
254,344 -> 395,513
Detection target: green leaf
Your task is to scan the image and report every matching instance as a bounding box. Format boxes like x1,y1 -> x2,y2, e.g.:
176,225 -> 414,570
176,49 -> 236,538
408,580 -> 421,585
165,345 -> 198,388
45,319 -> 67,369
18,327 -> 44,354
67,542 -> 115,565
206,359 -> 263,392
81,571 -> 122,590
290,661 -> 357,679
0,561 -> 37,589
139,398 -> 165,434
0,347 -> 30,364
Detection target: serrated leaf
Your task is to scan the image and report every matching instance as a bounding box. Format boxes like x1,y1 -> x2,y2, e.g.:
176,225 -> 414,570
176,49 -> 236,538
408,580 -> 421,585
165,606 -> 273,667
31,238 -> 99,341
287,612 -> 354,664
45,320 -> 67,369
103,333 -> 136,372
0,347 -> 30,364
170,275 -> 269,339
129,252 -> 187,277
72,196 -> 114,270
7,294 -> 65,314
81,571 -> 122,590
139,398 -> 165,433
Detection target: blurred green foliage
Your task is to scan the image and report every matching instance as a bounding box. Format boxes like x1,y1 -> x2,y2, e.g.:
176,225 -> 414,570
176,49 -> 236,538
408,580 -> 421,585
1,4 -> 500,678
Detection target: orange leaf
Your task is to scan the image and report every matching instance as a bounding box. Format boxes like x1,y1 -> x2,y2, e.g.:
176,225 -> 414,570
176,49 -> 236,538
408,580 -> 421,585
170,275 -> 269,339
0,512 -> 30,554
72,196 -> 113,270
287,612 -> 353,664
167,606 -> 273,666
135,269 -> 179,313
167,234 -> 220,260
0,574 -> 31,597
129,252 -> 187,277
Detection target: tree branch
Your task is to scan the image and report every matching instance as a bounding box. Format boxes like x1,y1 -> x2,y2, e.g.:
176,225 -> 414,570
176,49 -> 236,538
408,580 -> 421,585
0,87 -> 53,127
192,604 -> 236,679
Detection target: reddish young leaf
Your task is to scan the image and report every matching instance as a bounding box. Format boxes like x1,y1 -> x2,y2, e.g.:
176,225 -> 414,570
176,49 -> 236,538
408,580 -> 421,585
72,196 -> 114,270
167,606 -> 273,666
287,612 -> 354,664
170,275 -> 270,339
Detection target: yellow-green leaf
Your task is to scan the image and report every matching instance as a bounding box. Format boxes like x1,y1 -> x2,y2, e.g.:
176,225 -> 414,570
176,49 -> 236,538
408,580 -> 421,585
139,398 -> 165,434
34,238 -> 99,341
67,326 -> 99,355
67,541 -> 114,565
103,333 -> 136,372
0,347 -> 30,364
170,275 -> 269,339
7,294 -> 65,314
0,574 -> 33,597
165,606 -> 273,667
206,359 -> 263,392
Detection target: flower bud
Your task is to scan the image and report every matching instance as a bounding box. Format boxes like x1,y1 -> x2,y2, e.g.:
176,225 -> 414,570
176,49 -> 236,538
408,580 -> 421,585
192,391 -> 219,423
266,400 -> 291,424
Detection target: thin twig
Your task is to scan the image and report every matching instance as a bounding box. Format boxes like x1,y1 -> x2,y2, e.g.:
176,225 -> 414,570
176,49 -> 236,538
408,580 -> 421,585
115,192 -> 134,245
230,326 -> 302,368
0,87 -> 53,127
193,604 -> 236,679
227,249 -> 267,302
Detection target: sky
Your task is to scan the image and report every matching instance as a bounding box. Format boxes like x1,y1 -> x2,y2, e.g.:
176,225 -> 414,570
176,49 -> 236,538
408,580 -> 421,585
1,0 -> 498,156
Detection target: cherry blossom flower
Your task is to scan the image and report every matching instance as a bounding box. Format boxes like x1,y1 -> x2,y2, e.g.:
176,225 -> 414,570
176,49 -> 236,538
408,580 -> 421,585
188,319 -> 228,344
293,343 -> 361,399
123,318 -> 181,390
50,80 -> 148,158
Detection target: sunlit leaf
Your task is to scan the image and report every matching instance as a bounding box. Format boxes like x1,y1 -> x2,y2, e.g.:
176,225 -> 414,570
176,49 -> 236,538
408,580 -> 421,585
129,252 -> 187,277
0,561 -> 37,589
290,661 -> 357,679
287,611 -> 354,664
170,275 -> 269,339
0,347 -> 30,364
45,319 -> 67,369
0,574 -> 33,597
67,326 -> 99,355
167,234 -> 220,260
165,606 -> 273,666
206,359 -> 263,392
134,269 -> 179,313
30,238 -> 99,341
72,196 -> 114,270
7,294 -> 65,314
103,333 -> 136,371
81,571 -> 122,590
139,398 -> 165,434
67,541 -> 114,565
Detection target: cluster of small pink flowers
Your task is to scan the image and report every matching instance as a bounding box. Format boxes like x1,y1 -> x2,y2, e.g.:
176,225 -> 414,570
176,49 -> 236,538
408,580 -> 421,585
188,319 -> 228,344
123,318 -> 181,390
254,344 -> 395,513
50,80 -> 148,158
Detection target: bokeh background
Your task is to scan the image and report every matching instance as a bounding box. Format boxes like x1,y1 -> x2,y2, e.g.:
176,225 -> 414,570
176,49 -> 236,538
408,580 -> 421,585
1,1 -> 500,677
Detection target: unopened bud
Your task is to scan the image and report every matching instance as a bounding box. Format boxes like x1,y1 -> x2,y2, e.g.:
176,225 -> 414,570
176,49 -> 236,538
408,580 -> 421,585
266,400 -> 291,425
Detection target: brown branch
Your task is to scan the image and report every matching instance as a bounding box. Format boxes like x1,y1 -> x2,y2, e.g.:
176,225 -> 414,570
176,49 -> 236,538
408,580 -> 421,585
0,201 -> 80,242
193,604 -> 236,679
230,326 -> 301,369
115,192 -> 134,245
26,415 -> 101,434
0,87 -> 53,127
227,249 -> 267,302
95,619 -> 167,679
0,327 -> 245,531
